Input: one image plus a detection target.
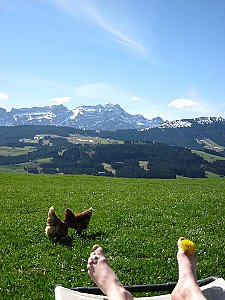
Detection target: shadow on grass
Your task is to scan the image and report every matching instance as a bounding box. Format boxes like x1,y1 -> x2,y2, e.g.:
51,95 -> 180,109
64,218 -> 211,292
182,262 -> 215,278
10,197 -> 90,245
50,235 -> 73,248
49,231 -> 106,247
71,230 -> 106,240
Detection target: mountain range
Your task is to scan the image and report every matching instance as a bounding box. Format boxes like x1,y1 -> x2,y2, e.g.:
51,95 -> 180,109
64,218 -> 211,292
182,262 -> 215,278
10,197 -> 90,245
0,104 -> 163,130
1,103 -> 225,131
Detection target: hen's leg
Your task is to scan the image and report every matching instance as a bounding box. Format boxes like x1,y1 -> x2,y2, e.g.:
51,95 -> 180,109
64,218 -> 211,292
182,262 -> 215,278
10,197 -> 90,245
171,237 -> 206,300
87,245 -> 133,300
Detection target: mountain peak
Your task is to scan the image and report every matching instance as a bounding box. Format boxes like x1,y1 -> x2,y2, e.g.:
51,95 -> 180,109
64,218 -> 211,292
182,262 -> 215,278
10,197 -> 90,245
0,103 -> 163,130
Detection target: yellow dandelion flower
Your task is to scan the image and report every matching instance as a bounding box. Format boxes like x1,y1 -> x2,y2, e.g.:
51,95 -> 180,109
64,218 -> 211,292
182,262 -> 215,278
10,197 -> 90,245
180,239 -> 196,256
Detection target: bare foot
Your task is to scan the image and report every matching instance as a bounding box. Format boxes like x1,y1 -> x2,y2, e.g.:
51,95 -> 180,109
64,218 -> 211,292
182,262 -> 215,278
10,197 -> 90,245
87,245 -> 133,300
171,237 -> 206,300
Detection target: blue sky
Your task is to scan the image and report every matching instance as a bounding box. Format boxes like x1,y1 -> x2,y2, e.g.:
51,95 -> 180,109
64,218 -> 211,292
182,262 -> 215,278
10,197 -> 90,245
0,0 -> 225,121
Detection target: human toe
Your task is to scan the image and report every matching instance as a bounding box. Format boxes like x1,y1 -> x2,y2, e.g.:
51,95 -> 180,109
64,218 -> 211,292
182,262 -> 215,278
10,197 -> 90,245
178,237 -> 185,249
92,244 -> 104,255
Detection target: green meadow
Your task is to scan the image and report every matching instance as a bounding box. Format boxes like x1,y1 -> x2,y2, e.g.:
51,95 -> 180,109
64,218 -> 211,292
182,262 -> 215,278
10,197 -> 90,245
0,174 -> 224,299
0,146 -> 37,156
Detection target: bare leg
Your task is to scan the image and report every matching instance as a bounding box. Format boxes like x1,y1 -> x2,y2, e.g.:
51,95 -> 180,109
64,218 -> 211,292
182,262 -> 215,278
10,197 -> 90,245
171,237 -> 206,300
87,245 -> 133,300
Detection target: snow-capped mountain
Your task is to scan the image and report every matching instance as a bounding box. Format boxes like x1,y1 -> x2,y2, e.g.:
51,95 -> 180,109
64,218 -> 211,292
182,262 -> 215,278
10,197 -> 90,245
69,103 -> 163,130
1,103 -> 224,131
0,104 -> 163,130
158,116 -> 225,128
10,105 -> 73,126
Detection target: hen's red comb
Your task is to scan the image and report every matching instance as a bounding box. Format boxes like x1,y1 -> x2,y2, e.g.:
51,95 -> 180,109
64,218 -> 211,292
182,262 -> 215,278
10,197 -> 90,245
65,208 -> 72,214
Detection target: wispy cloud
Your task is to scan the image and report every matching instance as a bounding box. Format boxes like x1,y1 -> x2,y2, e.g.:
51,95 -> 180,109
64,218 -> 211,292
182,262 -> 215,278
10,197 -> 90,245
75,83 -> 142,104
84,5 -> 148,56
49,96 -> 71,105
168,98 -> 199,109
52,0 -> 149,57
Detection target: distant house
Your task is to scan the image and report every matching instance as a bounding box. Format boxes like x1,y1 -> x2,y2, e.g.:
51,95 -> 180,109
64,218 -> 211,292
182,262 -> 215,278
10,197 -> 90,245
34,134 -> 44,141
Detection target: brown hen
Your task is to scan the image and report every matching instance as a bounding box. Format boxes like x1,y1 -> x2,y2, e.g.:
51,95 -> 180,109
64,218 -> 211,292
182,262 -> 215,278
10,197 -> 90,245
45,206 -> 68,239
64,207 -> 93,235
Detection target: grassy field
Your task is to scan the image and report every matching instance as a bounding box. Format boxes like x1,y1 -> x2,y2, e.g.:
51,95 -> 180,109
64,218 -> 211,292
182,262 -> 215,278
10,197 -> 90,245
0,175 -> 224,299
0,146 -> 37,156
67,134 -> 123,145
192,149 -> 225,163
0,158 -> 52,174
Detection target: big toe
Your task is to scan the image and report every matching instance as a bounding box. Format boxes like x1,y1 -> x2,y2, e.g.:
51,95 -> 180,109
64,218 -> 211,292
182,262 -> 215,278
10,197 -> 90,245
178,237 -> 185,248
92,244 -> 104,255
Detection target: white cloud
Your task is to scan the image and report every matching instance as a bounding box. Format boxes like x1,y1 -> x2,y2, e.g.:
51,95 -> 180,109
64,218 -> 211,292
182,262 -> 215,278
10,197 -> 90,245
0,92 -> 9,100
49,96 -> 71,105
168,98 -> 199,109
130,96 -> 141,101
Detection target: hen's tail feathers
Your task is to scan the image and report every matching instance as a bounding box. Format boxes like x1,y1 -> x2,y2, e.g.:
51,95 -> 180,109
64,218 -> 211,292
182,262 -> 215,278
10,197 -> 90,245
47,206 -> 61,226
75,207 -> 93,217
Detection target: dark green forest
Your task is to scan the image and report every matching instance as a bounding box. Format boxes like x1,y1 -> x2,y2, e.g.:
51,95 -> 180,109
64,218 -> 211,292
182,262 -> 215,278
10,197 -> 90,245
32,142 -> 198,178
0,125 -> 224,178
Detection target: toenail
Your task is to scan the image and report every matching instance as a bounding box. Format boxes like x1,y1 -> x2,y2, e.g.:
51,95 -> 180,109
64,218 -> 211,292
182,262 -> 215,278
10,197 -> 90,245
93,255 -> 100,261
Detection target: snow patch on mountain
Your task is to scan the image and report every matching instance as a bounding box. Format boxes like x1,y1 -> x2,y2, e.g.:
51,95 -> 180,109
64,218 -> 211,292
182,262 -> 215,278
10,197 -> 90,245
158,116 -> 225,128
70,108 -> 81,119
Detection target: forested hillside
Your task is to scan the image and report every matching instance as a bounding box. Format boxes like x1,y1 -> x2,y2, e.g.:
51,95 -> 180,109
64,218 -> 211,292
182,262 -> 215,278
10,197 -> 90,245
0,125 -> 83,145
95,122 -> 225,152
39,142 -> 208,178
0,125 -> 224,178
1,122 -> 225,153
0,139 -> 224,178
